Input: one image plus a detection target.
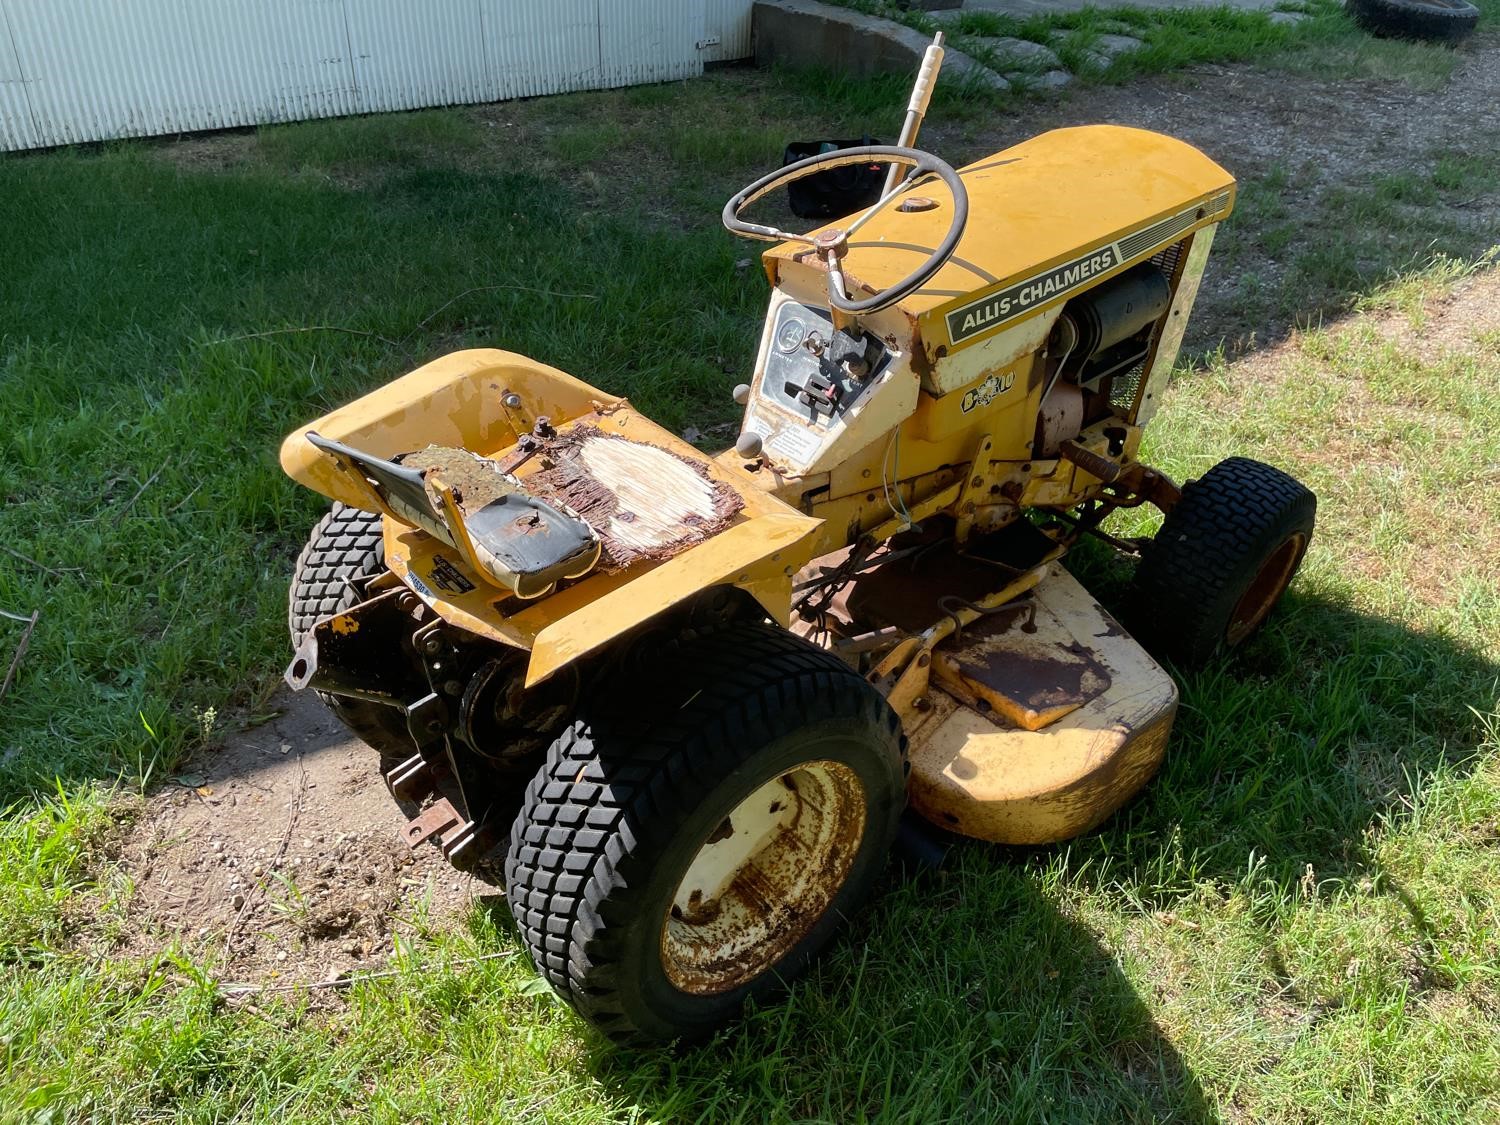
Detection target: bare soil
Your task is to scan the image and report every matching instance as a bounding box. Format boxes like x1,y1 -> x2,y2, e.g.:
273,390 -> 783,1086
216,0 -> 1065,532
114,691 -> 482,988
116,43 -> 1500,986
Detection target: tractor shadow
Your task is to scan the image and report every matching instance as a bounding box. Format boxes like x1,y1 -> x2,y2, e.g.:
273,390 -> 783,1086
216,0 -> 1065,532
575,583 -> 1497,1123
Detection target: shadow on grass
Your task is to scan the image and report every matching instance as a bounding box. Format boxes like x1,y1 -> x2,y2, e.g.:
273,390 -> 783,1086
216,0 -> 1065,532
518,584 -> 1495,1122
477,863 -> 1217,1123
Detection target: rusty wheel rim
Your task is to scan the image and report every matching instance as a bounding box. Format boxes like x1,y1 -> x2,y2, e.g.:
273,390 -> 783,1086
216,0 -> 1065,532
1226,532 -> 1307,646
659,760 -> 866,996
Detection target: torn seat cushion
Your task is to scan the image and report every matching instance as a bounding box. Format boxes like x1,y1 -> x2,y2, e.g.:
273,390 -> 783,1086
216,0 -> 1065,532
524,425 -> 744,571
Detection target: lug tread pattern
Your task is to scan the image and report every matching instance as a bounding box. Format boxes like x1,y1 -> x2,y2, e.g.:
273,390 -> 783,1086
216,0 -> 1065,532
1131,456 -> 1316,665
287,503 -> 412,761
504,623 -> 905,1043
288,502 -> 386,643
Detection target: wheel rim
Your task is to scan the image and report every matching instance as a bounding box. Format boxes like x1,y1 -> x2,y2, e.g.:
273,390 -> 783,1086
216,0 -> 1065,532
1226,532 -> 1307,646
659,759 -> 866,996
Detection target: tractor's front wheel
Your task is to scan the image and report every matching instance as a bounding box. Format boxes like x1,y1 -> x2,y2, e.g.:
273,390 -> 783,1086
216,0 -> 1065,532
504,623 -> 905,1044
1131,456 -> 1315,666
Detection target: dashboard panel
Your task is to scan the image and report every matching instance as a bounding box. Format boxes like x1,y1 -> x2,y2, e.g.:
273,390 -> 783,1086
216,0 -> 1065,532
758,301 -> 888,427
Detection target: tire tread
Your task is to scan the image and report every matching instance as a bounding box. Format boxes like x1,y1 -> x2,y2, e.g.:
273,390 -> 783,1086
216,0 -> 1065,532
504,623 -> 904,1042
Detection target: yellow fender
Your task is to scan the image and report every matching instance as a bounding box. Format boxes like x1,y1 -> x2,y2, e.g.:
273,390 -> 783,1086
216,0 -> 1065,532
525,510 -> 821,687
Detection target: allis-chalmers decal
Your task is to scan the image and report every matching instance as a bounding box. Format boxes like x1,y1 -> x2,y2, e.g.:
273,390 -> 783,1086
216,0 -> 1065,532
961,372 -> 1015,413
947,245 -> 1122,344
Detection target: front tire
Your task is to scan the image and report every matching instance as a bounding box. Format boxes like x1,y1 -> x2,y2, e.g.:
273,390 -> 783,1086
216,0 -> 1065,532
504,623 -> 905,1043
1130,456 -> 1315,666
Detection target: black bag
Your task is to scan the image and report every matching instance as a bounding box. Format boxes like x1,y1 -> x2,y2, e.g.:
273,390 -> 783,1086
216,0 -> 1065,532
782,136 -> 885,220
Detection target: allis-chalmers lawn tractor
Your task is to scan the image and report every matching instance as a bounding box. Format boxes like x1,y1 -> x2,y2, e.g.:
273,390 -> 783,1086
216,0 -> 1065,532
280,43 -> 1314,1043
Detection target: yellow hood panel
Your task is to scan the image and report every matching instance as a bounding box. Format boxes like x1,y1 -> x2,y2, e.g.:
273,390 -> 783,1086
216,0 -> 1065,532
763,125 -> 1235,346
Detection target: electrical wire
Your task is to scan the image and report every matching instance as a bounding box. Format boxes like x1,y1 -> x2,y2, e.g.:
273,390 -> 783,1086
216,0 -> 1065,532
881,428 -> 917,531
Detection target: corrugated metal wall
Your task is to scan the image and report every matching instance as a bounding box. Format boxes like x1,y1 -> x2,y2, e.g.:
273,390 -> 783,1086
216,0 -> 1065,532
0,0 -> 755,152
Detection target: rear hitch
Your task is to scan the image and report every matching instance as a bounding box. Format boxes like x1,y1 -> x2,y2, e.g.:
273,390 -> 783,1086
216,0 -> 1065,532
283,587 -> 423,706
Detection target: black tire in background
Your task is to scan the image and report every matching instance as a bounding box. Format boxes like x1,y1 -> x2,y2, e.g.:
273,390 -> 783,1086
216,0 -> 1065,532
1130,457 -> 1315,667
504,622 -> 906,1044
1347,0 -> 1478,43
289,503 -> 415,766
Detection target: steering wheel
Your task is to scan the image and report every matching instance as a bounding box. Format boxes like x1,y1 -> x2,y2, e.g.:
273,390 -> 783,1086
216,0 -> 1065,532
722,145 -> 969,316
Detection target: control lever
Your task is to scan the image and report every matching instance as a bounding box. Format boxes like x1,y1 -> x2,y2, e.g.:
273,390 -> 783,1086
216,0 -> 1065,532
785,371 -> 841,415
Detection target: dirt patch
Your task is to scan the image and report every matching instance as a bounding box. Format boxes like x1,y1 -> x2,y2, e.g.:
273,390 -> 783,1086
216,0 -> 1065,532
1369,268 -> 1500,363
109,690 -> 487,988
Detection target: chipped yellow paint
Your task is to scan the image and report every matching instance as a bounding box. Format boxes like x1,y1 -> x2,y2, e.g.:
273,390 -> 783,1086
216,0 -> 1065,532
526,511 -> 820,686
282,357 -> 820,680
276,129 -> 1212,849
875,563 -> 1054,735
329,614 -> 360,636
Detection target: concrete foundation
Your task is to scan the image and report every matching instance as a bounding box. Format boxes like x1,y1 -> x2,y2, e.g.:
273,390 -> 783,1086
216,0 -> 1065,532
753,0 -> 1009,91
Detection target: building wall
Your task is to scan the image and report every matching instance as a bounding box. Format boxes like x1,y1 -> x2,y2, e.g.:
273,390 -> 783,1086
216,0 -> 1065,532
0,0 -> 754,152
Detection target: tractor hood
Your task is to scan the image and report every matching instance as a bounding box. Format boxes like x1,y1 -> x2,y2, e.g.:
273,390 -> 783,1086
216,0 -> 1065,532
761,125 -> 1235,359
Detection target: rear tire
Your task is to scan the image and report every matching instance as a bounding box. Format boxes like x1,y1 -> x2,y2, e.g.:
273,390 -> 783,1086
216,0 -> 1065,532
1130,457 -> 1315,666
504,623 -> 905,1043
289,503 -> 415,765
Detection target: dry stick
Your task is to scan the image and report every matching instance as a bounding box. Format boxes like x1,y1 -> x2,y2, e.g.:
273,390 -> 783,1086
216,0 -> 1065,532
113,464 -> 165,525
167,481 -> 204,516
404,283 -> 598,341
218,951 -> 517,997
224,755 -> 306,955
0,543 -> 78,578
0,609 -> 39,703
201,284 -> 599,362
207,325 -> 405,350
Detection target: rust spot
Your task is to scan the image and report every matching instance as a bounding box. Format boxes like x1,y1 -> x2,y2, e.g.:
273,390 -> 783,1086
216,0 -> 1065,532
934,601 -> 1111,732
659,762 -> 865,997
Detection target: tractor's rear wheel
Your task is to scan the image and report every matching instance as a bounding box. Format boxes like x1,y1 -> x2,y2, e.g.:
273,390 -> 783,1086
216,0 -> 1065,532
504,622 -> 905,1044
1131,456 -> 1315,666
289,503 -> 415,767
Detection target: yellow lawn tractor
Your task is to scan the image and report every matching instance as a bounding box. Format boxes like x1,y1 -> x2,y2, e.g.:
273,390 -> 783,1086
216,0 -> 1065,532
280,41 -> 1314,1043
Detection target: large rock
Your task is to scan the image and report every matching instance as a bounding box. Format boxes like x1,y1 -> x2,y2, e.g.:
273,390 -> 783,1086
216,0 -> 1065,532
980,36 -> 1063,70
753,0 -> 1009,91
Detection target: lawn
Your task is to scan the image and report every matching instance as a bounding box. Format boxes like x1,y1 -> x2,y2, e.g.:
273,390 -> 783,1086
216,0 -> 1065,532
3,11 -> 1499,1122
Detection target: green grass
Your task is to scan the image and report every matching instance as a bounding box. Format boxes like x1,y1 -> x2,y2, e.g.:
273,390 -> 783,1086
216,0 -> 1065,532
3,50 -> 1500,1123
828,0 -> 1455,89
831,0 -> 1500,94
1199,131 -> 1500,350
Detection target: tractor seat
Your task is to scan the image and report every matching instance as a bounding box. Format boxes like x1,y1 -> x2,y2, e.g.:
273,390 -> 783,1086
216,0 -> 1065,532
304,433 -> 600,599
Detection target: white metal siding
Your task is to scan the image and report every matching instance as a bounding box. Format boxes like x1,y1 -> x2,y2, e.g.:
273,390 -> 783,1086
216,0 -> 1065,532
0,0 -> 753,152
701,0 -> 753,64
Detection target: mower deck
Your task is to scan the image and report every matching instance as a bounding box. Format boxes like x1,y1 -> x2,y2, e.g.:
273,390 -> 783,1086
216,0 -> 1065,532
799,526 -> 1177,845
907,566 -> 1176,844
